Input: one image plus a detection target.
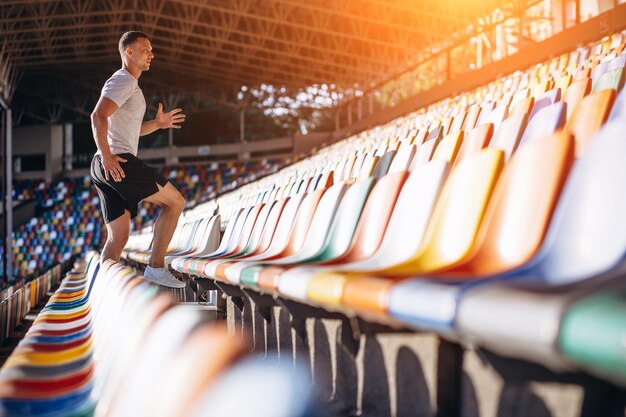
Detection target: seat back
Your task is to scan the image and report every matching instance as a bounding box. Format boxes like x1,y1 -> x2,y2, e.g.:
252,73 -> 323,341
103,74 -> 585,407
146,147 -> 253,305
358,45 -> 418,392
476,102 -> 497,127
556,74 -> 572,92
348,153 -> 367,180
461,132 -> 574,275
426,125 -> 443,141
306,174 -> 321,193
537,121 -> 626,284
481,104 -> 508,131
340,155 -> 358,182
315,171 -> 334,190
332,172 -> 408,263
282,183 -> 348,259
236,201 -> 275,257
530,87 -> 561,118
306,177 -> 376,262
371,150 -> 396,178
461,105 -> 481,132
563,78 -> 591,120
449,113 -> 466,134
608,53 -> 626,70
591,67 -> 625,92
591,60 -> 610,85
388,144 -> 417,173
192,218 -> 216,252
219,206 -> 254,257
454,123 -> 493,166
511,88 -> 530,106
389,149 -> 504,275
193,215 -> 221,256
509,97 -> 534,116
296,177 -> 312,194
519,101 -> 567,145
246,192 -> 306,261
251,198 -> 289,256
432,131 -> 464,163
212,208 -> 244,256
345,160 -> 450,271
228,204 -> 265,255
357,154 -> 379,179
489,113 -> 528,160
411,128 -> 428,146
564,89 -> 616,156
411,137 -> 440,168
608,87 -> 626,121
441,117 -> 454,136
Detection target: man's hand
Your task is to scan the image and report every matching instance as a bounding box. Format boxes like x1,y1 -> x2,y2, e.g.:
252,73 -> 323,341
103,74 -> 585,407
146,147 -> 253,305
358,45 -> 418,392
155,103 -> 186,129
101,153 -> 127,182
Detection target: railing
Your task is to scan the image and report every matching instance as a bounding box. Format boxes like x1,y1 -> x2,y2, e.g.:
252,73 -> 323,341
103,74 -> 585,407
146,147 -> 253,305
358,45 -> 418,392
332,3 -> 626,140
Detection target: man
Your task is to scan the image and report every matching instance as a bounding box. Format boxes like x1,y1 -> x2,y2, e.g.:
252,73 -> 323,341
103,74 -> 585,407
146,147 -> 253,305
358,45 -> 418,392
90,31 -> 186,288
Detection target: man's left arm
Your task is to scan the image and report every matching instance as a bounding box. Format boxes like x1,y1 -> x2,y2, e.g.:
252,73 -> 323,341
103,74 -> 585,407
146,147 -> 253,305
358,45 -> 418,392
140,103 -> 186,136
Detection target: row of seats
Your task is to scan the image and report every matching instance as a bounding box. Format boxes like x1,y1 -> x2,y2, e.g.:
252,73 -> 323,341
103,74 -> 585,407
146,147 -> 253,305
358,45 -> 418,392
0,253 -> 313,417
0,266 -> 61,347
124,31 -> 626,388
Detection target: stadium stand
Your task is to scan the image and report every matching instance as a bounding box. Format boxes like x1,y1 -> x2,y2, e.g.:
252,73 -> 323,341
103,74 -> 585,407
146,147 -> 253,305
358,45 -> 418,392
2,7 -> 626,417
116,29 -> 626,411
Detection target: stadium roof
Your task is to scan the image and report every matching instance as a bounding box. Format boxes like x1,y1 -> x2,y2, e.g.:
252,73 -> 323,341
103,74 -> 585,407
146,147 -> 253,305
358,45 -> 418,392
1,0 -> 509,124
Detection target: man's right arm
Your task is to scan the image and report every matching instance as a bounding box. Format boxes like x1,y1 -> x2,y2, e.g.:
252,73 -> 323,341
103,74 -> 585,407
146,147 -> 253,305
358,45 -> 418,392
91,96 -> 127,182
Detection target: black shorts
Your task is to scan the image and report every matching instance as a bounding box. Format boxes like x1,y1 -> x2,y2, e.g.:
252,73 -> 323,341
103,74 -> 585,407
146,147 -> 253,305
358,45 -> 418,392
90,153 -> 168,223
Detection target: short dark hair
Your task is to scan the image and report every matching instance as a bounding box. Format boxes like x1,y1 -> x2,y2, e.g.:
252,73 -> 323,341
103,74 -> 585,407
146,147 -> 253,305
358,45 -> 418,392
118,31 -> 149,54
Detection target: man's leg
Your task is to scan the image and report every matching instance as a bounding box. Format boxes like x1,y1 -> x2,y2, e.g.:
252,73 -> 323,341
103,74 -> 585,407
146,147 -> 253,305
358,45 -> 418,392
101,210 -> 131,264
143,182 -> 186,268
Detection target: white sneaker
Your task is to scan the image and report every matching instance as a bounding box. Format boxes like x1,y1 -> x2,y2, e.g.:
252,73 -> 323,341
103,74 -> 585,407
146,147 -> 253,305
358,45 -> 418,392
143,266 -> 186,289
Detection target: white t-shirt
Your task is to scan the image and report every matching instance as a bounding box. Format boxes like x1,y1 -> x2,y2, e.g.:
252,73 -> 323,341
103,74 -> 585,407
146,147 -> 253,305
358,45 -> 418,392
99,69 -> 146,156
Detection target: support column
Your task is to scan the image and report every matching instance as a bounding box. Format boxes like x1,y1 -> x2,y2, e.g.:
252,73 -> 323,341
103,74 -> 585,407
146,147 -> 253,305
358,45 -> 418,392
1,104 -> 13,284
239,107 -> 249,161
240,107 -> 245,144
347,103 -> 353,126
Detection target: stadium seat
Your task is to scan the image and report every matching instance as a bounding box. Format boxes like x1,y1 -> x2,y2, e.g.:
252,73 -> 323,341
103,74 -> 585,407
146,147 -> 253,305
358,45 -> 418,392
530,87 -> 561,117
563,77 -> 591,120
431,131 -> 464,163
387,144 -> 417,173
558,287 -> 626,387
371,150 -> 396,178
276,172 -> 407,301
235,183 -> 347,287
410,135 -> 440,167
564,89 -> 615,156
488,113 -> 528,160
305,149 -> 504,316
455,120 -> 626,370
217,193 -> 309,283
257,178 -> 375,293
387,132 -> 574,333
591,67 -> 625,92
519,101 -> 566,145
453,123 -> 493,166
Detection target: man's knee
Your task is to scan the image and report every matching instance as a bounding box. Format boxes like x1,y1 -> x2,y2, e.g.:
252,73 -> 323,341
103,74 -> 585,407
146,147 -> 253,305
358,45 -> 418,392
106,231 -> 129,249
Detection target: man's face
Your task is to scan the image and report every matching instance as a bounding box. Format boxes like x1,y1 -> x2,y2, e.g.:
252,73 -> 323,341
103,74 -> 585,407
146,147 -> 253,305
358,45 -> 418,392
128,37 -> 154,71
